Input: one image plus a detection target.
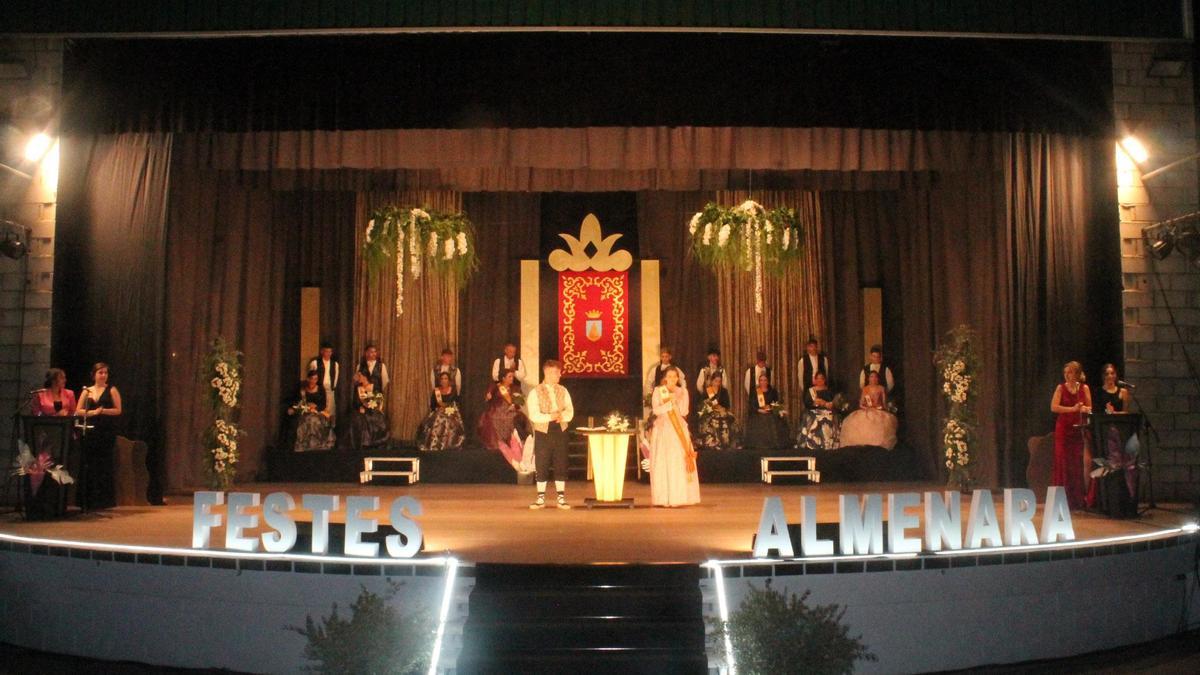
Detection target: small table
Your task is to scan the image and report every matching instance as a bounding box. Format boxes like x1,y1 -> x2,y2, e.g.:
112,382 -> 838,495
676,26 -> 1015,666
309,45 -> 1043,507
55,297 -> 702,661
760,456 -> 820,484
576,428 -> 635,508
360,457 -> 420,484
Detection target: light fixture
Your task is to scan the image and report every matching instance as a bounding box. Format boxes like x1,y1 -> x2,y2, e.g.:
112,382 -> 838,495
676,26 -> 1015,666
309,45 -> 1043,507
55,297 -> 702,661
1119,136 -> 1149,164
1147,233 -> 1175,260
24,132 -> 51,162
0,220 -> 29,260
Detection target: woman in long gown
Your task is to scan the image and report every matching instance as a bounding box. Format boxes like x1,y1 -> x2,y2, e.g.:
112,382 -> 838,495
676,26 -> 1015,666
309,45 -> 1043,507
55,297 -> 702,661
797,371 -> 840,451
1091,363 -> 1136,506
743,373 -> 789,450
648,366 -> 700,507
76,362 -> 122,510
1051,361 -> 1091,509
290,370 -> 336,452
348,371 -> 389,451
695,372 -> 738,450
418,372 -> 465,452
478,369 -> 532,471
839,370 -> 898,449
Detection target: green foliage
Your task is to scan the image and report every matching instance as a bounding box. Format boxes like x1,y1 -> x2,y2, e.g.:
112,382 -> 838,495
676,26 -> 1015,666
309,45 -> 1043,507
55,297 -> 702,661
688,200 -> 805,274
709,581 -> 875,675
362,205 -> 479,285
290,583 -> 432,675
201,336 -> 242,490
934,324 -> 980,491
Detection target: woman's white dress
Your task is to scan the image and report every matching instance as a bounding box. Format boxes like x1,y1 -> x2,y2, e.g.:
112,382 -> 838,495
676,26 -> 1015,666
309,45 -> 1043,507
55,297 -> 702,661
838,386 -> 898,449
649,386 -> 701,507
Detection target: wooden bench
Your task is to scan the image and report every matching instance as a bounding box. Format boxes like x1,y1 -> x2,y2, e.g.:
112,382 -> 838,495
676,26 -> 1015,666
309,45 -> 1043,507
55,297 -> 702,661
760,456 -> 820,484
359,457 -> 420,484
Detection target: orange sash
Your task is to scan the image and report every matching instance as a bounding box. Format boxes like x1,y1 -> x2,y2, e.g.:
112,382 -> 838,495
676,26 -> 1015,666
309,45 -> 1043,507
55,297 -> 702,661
661,387 -> 697,474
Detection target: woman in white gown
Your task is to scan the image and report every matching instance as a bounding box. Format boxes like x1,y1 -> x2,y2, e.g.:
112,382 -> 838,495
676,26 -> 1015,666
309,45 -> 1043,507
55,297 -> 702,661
838,370 -> 898,449
648,366 -> 701,507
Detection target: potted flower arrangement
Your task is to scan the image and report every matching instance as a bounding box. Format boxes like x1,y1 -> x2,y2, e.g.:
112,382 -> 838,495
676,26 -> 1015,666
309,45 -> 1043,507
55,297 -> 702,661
934,325 -> 980,492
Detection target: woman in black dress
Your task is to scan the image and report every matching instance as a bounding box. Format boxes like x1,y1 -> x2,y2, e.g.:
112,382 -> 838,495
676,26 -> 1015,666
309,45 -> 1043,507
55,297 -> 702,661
76,362 -> 122,510
1096,363 -> 1131,414
349,371 -> 390,451
695,372 -> 738,450
290,370 -> 335,452
418,372 -> 466,452
743,373 -> 789,450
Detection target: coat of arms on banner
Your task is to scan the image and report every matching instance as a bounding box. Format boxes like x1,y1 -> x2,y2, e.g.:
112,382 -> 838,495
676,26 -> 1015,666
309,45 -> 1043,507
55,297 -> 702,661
551,214 -> 631,377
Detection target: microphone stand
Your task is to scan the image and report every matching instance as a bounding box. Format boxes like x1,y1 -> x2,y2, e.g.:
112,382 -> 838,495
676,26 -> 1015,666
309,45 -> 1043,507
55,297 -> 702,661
1125,386 -> 1158,510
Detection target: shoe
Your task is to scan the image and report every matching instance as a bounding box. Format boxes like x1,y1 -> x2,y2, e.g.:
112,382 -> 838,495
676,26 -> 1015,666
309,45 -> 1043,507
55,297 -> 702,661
556,493 -> 571,510
530,493 -> 546,510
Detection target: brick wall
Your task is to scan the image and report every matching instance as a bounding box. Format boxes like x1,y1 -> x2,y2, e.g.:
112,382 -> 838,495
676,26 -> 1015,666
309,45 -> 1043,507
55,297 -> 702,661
0,38 -> 60,465
1112,41 -> 1200,502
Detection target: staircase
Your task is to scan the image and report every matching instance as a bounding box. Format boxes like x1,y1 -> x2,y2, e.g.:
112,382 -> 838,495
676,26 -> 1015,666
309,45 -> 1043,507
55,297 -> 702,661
456,563 -> 708,674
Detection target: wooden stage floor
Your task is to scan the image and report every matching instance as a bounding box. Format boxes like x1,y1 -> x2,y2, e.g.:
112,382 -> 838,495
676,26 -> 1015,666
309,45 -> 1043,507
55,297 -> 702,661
1,482 -> 1193,564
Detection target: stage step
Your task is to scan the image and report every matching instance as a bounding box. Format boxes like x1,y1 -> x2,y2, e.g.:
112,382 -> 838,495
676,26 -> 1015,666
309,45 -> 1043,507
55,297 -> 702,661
456,563 -> 707,674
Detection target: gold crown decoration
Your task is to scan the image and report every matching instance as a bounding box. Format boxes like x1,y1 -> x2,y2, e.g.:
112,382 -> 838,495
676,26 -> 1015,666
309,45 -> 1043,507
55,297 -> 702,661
585,310 -> 602,319
548,213 -> 634,272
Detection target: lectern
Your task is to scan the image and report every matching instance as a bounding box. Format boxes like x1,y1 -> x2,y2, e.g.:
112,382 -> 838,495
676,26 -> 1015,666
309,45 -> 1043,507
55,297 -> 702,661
577,428 -> 635,508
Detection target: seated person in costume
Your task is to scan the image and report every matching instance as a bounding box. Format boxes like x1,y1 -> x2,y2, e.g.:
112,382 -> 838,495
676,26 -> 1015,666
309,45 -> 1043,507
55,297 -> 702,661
479,368 -> 533,472
289,369 -> 336,452
695,372 -> 738,450
798,371 -> 840,451
839,370 -> 898,449
418,371 -> 465,452
348,371 -> 389,450
743,373 -> 789,450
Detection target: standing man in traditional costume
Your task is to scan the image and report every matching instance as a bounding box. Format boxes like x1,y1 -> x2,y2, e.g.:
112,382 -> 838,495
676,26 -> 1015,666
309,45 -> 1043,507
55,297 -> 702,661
527,360 -> 574,510
644,346 -> 684,395
744,349 -> 772,396
695,347 -> 727,396
799,337 -> 830,391
431,348 -> 463,393
308,341 -> 340,424
491,342 -> 526,386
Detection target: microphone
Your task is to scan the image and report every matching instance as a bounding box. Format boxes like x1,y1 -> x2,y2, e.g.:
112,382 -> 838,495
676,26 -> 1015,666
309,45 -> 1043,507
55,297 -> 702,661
1117,380 -> 1137,390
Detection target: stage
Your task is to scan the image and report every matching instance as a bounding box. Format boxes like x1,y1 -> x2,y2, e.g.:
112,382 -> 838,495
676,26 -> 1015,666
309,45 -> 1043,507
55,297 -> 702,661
1,481 -> 1192,564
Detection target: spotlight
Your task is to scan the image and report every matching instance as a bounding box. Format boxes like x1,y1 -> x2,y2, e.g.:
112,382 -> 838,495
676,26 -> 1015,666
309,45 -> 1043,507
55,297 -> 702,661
1148,235 -> 1174,260
1119,136 -> 1149,164
0,220 -> 29,260
24,132 -> 51,162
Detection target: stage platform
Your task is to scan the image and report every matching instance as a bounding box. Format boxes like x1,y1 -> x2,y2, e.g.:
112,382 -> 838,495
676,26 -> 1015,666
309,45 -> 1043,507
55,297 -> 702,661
0,481 -> 1191,564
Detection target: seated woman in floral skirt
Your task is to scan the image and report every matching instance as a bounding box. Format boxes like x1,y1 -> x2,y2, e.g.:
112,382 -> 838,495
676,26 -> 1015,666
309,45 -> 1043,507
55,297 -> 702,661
348,371 -> 390,451
695,372 -> 738,450
290,369 -> 336,452
797,371 -> 840,451
418,371 -> 465,452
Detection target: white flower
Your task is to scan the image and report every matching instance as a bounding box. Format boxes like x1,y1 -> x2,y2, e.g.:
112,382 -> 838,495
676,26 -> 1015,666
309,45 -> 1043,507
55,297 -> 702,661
211,377 -> 222,388
717,224 -> 731,247
411,208 -> 430,221
763,220 -> 774,232
782,228 -> 791,251
688,213 -> 701,236
456,232 -> 468,255
734,199 -> 760,214
428,231 -> 438,257
444,239 -> 455,260
365,219 -> 375,243
946,460 -> 953,469
702,222 -> 713,246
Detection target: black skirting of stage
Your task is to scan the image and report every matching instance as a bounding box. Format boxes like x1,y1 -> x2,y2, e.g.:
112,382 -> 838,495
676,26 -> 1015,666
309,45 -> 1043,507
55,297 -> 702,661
266,441 -> 925,485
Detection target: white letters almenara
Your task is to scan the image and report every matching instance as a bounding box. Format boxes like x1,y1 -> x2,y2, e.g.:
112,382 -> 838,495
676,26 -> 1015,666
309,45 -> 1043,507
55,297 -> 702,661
752,487 -> 1074,558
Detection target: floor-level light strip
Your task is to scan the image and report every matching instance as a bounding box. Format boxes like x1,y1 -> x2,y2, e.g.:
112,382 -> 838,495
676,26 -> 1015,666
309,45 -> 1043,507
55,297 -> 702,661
704,561 -> 737,675
0,531 -> 452,566
427,557 -> 459,675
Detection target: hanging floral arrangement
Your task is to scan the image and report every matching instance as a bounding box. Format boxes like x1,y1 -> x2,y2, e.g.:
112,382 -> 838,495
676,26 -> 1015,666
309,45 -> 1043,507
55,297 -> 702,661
363,206 -> 479,317
202,336 -> 242,490
687,200 -> 804,313
933,325 -> 980,492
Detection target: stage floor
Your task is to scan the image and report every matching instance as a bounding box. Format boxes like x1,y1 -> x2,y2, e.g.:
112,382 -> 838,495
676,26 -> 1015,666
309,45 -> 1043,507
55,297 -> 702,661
1,482 -> 1193,564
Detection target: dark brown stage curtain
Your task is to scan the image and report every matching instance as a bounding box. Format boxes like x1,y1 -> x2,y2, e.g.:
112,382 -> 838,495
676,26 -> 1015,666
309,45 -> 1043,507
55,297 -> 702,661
636,192 -> 719,398
352,191 -> 463,442
53,133 -> 173,496
819,134 -> 1113,486
161,172 -> 358,489
458,193 -> 541,433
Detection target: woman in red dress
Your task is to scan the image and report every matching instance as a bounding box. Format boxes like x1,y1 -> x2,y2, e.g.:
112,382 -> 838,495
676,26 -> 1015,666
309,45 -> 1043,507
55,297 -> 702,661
1050,361 -> 1091,509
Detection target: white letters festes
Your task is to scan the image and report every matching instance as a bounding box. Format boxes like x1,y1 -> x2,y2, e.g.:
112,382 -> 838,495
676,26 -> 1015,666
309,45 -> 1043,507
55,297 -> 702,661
753,487 -> 1074,558
192,491 -> 424,558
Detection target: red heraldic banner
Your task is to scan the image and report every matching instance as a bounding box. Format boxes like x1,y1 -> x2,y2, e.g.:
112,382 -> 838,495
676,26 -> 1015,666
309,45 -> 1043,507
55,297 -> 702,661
558,270 -> 629,377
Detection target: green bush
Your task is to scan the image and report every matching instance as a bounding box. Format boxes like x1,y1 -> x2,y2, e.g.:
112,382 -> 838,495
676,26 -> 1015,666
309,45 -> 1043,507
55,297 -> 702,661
710,581 -> 875,675
290,583 -> 432,674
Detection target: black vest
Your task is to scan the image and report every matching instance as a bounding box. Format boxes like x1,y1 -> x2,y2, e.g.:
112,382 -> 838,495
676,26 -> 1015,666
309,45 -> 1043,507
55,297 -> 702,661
801,353 -> 828,390
495,354 -> 521,381
861,361 -> 893,389
433,363 -> 460,386
312,357 -> 339,389
359,360 -> 385,391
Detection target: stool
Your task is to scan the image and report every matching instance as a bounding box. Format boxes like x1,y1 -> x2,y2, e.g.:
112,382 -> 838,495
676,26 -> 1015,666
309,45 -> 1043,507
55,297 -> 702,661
360,457 -> 420,484
761,456 -> 820,484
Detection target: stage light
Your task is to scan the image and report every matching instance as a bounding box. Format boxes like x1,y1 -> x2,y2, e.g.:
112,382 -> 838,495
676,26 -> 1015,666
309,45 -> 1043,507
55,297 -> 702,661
0,220 -> 28,260
1148,235 -> 1174,260
1182,522 -> 1198,533
1119,136 -> 1149,164
24,132 -> 51,162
